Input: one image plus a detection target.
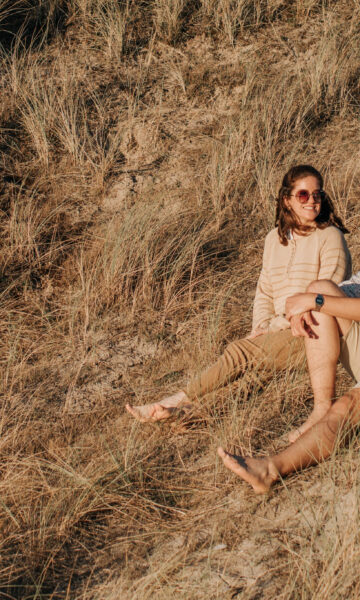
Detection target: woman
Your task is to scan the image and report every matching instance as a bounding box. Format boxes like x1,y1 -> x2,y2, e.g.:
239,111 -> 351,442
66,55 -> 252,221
126,165 -> 351,434
218,277 -> 360,494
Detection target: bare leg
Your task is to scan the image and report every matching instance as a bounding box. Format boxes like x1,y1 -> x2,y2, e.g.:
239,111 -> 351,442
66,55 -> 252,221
289,280 -> 352,442
126,391 -> 192,422
219,387 -> 360,494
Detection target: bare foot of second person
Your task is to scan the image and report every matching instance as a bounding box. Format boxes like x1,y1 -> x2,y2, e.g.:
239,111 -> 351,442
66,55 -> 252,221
217,447 -> 278,494
126,391 -> 192,423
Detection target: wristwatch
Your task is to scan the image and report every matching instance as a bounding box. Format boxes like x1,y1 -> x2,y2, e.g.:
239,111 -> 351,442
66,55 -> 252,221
314,293 -> 324,311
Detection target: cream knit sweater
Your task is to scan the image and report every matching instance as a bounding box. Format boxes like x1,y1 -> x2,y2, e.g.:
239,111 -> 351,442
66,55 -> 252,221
252,226 -> 352,332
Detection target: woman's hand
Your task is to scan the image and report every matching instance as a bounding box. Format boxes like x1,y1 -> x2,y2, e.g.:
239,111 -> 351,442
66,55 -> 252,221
290,311 -> 318,338
285,293 -> 315,320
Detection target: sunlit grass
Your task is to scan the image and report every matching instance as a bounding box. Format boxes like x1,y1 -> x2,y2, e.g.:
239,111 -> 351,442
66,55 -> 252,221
1,0 -> 360,598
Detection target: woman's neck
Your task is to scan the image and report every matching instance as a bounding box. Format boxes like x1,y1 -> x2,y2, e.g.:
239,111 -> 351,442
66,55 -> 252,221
291,225 -> 317,240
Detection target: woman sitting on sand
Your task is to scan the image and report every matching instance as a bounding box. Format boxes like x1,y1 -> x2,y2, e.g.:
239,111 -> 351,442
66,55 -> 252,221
127,165 -> 351,442
218,275 -> 360,493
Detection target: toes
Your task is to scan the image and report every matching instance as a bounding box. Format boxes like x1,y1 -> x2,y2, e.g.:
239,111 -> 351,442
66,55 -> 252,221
126,403 -> 136,417
218,447 -> 236,465
126,403 -> 147,422
125,402 -> 171,423
217,447 -> 227,460
217,447 -> 238,470
125,404 -> 139,419
125,402 -> 181,423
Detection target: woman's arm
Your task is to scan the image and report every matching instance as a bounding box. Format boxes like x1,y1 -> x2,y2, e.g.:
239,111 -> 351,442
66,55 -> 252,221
318,227 -> 352,283
286,293 -> 360,322
252,235 -> 275,332
252,267 -> 274,331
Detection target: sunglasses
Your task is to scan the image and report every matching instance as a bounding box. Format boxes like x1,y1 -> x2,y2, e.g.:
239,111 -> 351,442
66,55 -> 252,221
290,190 -> 324,204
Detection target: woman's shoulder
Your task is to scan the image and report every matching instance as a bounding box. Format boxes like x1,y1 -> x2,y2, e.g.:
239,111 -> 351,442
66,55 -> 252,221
316,225 -> 346,242
264,228 -> 280,244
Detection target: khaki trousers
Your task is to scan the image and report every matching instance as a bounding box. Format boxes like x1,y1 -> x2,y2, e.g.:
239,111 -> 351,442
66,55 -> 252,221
184,329 -> 305,400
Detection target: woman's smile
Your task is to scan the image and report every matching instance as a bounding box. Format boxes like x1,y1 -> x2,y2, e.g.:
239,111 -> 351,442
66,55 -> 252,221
302,205 -> 318,213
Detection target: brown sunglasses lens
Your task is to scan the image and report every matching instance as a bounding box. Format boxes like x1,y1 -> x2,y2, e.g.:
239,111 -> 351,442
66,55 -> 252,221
312,191 -> 323,202
295,190 -> 322,203
296,190 -> 310,202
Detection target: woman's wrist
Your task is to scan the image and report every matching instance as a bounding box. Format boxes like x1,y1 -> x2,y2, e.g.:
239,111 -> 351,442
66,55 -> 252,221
307,293 -> 318,311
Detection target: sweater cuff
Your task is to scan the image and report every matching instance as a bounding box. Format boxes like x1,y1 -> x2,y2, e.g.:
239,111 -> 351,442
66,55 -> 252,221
268,316 -> 291,332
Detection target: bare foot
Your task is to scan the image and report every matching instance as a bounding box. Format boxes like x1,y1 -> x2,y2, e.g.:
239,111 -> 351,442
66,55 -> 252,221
217,447 -> 278,494
288,403 -> 331,443
126,391 -> 192,423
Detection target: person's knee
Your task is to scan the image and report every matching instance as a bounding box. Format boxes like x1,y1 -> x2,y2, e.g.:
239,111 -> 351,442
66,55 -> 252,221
223,336 -> 262,370
307,279 -> 339,294
223,340 -> 247,368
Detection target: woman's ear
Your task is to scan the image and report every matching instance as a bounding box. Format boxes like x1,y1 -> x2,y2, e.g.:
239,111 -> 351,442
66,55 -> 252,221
284,196 -> 290,210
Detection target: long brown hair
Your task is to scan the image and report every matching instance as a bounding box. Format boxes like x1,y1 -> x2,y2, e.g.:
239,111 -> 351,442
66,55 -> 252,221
275,165 -> 349,246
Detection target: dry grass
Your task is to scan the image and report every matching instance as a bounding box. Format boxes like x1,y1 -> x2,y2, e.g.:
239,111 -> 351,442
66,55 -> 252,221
1,0 -> 360,598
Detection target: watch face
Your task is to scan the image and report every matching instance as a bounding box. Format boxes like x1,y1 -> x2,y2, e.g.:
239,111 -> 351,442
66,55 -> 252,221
316,294 -> 324,308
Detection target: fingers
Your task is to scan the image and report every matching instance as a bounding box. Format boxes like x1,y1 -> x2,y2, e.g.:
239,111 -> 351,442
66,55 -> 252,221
290,309 -> 321,338
308,311 -> 319,326
290,314 -> 311,338
290,315 -> 305,337
290,319 -> 297,336
302,312 -> 318,338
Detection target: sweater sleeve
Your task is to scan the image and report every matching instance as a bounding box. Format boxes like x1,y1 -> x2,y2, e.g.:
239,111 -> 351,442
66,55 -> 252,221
318,227 -> 352,284
252,236 -> 275,331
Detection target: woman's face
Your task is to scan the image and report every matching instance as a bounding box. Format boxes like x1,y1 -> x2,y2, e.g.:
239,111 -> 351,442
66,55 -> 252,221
285,175 -> 322,226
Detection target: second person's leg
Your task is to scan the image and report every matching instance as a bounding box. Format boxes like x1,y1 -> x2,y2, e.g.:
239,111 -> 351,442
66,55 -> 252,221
289,280 -> 352,442
218,386 -> 360,493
